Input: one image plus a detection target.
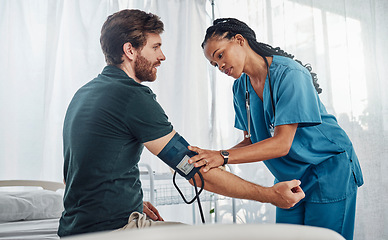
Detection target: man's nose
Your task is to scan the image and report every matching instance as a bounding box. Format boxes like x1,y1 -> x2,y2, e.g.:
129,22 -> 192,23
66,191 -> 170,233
159,51 -> 166,61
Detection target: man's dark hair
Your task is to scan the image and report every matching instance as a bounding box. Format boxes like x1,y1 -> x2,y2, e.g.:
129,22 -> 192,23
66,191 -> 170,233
100,9 -> 164,65
202,18 -> 321,94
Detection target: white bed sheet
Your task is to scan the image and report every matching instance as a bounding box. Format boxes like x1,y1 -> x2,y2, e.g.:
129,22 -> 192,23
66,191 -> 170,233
64,223 -> 345,240
0,218 -> 60,240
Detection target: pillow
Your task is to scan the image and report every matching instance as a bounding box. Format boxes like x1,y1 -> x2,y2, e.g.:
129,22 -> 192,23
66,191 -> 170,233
0,189 -> 64,222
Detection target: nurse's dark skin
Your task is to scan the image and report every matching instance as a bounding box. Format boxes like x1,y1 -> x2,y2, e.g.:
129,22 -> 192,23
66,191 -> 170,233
188,35 -> 298,172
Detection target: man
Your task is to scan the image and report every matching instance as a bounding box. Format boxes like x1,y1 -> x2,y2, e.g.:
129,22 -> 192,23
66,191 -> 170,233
58,9 -> 304,237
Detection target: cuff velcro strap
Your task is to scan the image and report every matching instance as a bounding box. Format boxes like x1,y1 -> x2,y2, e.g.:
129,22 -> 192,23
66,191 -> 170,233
157,133 -> 200,180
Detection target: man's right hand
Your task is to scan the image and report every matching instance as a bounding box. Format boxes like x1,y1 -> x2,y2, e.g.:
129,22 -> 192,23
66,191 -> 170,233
269,179 -> 305,209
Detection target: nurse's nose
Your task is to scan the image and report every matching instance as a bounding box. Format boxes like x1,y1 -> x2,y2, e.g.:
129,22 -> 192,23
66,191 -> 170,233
218,62 -> 225,71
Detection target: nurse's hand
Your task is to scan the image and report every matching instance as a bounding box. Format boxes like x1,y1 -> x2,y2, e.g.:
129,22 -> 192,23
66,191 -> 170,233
188,146 -> 223,172
269,180 -> 305,209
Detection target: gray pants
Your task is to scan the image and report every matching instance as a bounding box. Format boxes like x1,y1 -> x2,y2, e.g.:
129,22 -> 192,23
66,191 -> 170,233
115,212 -> 185,230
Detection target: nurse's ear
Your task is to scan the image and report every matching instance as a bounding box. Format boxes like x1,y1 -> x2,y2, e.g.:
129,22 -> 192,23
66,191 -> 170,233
234,34 -> 245,46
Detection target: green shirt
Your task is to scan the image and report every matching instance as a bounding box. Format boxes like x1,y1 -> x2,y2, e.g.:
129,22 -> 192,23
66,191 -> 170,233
58,66 -> 173,236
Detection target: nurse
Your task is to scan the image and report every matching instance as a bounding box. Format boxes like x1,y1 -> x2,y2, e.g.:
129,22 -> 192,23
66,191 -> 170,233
189,18 -> 363,240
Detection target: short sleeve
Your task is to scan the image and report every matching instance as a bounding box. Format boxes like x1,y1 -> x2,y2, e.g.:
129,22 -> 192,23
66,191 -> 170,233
126,89 -> 173,143
233,76 -> 246,131
274,69 -> 322,127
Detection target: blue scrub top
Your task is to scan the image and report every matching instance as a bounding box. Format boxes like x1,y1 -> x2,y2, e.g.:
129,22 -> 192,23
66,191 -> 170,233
233,55 -> 363,203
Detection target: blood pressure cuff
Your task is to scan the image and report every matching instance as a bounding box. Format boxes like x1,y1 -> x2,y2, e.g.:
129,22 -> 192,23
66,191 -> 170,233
157,132 -> 200,180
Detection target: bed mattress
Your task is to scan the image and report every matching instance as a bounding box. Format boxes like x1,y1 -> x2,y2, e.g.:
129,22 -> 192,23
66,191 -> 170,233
0,218 -> 59,240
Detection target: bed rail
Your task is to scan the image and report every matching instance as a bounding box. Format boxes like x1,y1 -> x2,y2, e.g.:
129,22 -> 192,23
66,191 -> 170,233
0,180 -> 65,191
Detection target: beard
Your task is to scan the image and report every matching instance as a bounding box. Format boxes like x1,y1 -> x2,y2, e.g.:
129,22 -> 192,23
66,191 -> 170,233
134,54 -> 159,82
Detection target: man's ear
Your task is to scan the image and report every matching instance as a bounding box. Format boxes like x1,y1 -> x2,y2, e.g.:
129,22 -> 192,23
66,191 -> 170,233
123,42 -> 136,61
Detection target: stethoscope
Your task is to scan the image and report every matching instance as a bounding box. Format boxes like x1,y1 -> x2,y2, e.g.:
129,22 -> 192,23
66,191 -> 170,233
245,56 -> 275,139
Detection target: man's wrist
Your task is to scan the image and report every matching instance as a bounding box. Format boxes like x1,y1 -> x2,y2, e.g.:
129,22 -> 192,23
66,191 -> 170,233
252,184 -> 272,203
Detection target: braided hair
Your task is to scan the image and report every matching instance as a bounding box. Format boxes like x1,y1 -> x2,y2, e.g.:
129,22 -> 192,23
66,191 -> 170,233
202,18 -> 322,94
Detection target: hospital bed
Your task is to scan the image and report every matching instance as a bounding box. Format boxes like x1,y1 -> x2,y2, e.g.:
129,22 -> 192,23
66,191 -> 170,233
0,180 -> 65,240
64,222 -> 345,240
0,179 -> 345,240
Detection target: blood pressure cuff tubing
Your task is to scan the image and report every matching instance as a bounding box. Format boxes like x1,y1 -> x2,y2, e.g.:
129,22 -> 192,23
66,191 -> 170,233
157,132 -> 200,180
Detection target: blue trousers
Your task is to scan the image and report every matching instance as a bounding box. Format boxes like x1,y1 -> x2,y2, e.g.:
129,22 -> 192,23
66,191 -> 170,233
276,190 -> 357,240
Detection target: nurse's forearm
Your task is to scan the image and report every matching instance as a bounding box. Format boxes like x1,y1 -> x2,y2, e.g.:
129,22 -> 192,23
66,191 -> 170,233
230,132 -> 252,149
228,136 -> 286,164
228,124 -> 298,164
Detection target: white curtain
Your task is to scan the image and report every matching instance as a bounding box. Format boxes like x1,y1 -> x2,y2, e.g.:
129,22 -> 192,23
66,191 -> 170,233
211,0 -> 388,239
0,0 -> 210,225
0,0 -> 387,239
0,0 -> 210,179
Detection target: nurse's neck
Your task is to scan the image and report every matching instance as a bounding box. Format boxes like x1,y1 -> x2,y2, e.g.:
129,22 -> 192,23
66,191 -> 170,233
245,51 -> 272,85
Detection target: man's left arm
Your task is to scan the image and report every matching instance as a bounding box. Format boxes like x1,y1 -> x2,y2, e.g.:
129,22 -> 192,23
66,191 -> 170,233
143,130 -> 176,155
143,130 -> 304,209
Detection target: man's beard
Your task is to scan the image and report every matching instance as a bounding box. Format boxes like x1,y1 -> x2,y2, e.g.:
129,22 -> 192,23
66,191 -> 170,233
134,54 -> 159,82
